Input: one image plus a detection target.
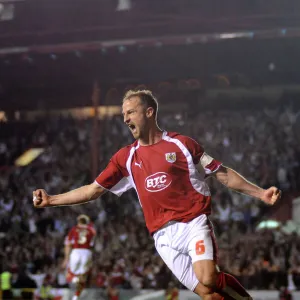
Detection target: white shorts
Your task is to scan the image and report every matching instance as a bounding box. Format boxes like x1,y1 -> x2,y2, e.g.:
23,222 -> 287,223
153,214 -> 217,291
69,248 -> 92,276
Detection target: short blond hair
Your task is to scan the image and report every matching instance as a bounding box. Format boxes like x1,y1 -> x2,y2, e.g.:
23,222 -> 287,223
77,214 -> 90,225
122,89 -> 158,119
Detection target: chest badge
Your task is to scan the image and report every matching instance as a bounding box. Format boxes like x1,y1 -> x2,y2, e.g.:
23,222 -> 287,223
165,152 -> 176,163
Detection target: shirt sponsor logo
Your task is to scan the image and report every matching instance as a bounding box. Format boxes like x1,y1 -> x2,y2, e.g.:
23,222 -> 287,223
165,152 -> 176,163
145,172 -> 172,192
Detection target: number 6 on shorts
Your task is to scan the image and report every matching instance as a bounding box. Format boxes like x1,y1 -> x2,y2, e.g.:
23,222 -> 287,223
195,240 -> 205,255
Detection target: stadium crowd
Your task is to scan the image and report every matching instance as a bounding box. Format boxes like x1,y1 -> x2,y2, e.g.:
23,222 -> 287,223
1,103 -> 300,291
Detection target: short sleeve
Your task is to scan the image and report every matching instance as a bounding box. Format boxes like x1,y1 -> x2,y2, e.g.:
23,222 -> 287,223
65,228 -> 74,245
94,147 -> 133,197
179,135 -> 222,175
199,152 -> 222,175
89,227 -> 96,247
180,136 -> 205,165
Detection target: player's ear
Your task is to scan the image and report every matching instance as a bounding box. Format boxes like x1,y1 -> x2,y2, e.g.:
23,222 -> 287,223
146,107 -> 154,118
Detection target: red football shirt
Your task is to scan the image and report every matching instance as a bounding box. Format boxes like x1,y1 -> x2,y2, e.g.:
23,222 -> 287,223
95,132 -> 221,234
65,224 -> 96,249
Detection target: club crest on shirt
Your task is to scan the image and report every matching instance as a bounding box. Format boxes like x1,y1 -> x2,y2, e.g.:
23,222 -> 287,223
165,152 -> 176,163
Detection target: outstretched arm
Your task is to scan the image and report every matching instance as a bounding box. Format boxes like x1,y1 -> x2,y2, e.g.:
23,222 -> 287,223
33,182 -> 106,208
213,165 -> 281,205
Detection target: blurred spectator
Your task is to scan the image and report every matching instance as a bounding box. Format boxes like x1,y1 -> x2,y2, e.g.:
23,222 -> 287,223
165,282 -> 179,300
13,266 -> 37,300
1,265 -> 13,300
107,283 -> 119,300
1,105 -> 300,290
279,287 -> 293,300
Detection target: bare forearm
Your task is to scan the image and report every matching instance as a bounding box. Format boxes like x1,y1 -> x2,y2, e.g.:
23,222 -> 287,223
49,184 -> 104,207
215,166 -> 265,200
64,244 -> 72,260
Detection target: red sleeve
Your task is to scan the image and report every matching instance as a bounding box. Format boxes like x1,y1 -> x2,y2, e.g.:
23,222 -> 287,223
179,135 -> 204,165
176,134 -> 222,173
95,147 -> 129,189
65,227 -> 75,245
89,226 -> 96,247
202,156 -> 222,174
89,226 -> 96,236
88,223 -> 96,234
95,146 -> 133,196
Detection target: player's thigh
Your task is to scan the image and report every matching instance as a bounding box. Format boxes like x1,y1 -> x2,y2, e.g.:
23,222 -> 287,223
193,259 -> 218,289
188,223 -> 218,286
155,242 -> 199,291
72,249 -> 93,276
69,250 -> 81,273
80,250 -> 93,273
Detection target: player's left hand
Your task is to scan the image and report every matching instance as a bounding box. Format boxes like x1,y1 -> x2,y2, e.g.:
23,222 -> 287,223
260,186 -> 282,205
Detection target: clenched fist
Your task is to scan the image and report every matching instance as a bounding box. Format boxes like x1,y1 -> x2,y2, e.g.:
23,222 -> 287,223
33,189 -> 51,208
260,187 -> 282,205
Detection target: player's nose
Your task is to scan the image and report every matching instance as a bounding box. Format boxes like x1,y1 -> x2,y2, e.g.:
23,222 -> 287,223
124,115 -> 130,124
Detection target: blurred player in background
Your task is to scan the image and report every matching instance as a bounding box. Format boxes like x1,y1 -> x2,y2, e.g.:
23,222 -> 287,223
165,282 -> 179,300
63,214 -> 96,300
33,90 -> 281,300
279,287 -> 293,300
107,282 -> 120,300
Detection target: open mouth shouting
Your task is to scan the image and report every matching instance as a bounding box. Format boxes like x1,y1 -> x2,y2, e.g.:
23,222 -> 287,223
128,124 -> 137,135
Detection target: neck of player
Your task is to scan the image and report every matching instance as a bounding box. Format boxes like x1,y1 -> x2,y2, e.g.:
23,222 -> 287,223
139,126 -> 163,146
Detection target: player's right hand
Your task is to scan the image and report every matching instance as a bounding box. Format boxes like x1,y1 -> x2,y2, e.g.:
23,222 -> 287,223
33,189 -> 51,208
61,258 -> 68,269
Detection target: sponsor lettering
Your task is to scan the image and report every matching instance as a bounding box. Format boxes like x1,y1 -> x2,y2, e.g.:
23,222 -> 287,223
145,172 -> 172,192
